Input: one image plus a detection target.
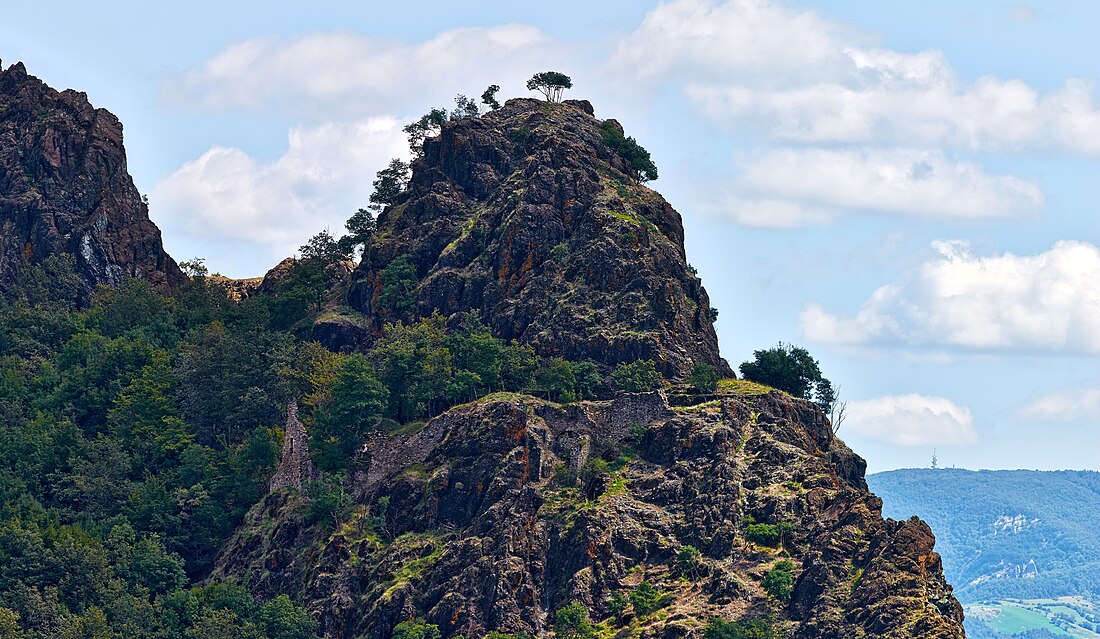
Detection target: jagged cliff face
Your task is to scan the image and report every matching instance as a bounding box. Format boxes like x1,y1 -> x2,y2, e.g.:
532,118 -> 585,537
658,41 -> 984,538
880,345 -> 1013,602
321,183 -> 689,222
349,98 -> 729,378
215,388 -> 965,639
0,61 -> 185,303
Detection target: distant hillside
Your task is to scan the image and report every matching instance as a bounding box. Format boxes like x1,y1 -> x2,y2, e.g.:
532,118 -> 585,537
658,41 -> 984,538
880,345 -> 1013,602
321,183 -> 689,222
868,468 -> 1100,603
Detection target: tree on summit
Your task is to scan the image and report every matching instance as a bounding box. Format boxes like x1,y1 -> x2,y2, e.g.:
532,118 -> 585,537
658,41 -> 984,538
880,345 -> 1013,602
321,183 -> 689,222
481,84 -> 501,110
527,71 -> 572,102
739,342 -> 840,416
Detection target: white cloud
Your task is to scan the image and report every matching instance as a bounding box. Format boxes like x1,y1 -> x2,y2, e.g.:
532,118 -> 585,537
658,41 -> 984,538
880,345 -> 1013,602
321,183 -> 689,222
613,0 -> 1100,154
1018,386 -> 1100,423
845,394 -> 977,446
153,117 -> 407,259
802,240 -> 1100,354
165,25 -> 564,117
607,0 -> 859,85
723,148 -> 1042,226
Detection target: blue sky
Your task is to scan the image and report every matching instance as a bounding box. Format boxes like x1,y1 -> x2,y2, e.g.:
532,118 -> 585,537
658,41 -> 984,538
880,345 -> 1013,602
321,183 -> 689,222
4,0 -> 1098,472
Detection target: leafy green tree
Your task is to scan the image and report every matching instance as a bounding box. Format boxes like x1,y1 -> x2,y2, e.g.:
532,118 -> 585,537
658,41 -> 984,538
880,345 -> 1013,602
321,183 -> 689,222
451,94 -> 480,119
611,360 -> 663,392
571,361 -> 602,400
598,121 -> 658,182
527,71 -> 572,102
481,84 -> 501,110
535,357 -> 576,402
108,351 -> 191,467
445,319 -> 503,392
392,618 -> 441,639
674,544 -> 703,579
403,108 -> 448,155
687,363 -> 719,393
371,315 -> 450,422
299,230 -> 348,264
0,607 -> 24,639
629,581 -> 671,616
500,342 -> 538,392
607,591 -> 627,621
554,602 -> 594,639
739,342 -> 835,409
762,560 -> 794,602
369,159 -> 410,212
305,473 -> 351,526
377,255 -> 418,319
256,595 -> 318,639
339,208 -> 378,259
745,523 -> 780,547
310,354 -> 387,472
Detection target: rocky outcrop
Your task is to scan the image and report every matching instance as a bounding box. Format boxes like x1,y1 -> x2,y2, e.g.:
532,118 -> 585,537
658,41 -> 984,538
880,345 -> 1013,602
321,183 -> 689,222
214,388 -> 964,639
349,98 -> 729,378
0,60 -> 185,304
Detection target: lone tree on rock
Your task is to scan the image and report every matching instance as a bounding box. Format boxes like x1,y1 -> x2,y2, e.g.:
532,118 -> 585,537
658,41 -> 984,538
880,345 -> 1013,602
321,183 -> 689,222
527,71 -> 572,102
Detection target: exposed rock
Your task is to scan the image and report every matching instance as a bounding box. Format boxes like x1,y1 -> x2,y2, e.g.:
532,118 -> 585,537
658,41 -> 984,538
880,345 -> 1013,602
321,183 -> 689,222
269,400 -> 316,492
214,389 -> 964,639
207,274 -> 262,301
0,60 -> 185,303
349,98 -> 729,378
257,257 -> 300,296
310,310 -> 372,353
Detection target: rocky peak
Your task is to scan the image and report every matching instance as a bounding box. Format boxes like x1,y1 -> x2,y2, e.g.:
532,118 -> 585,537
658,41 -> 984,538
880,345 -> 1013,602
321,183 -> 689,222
349,97 -> 730,378
0,60 -> 185,304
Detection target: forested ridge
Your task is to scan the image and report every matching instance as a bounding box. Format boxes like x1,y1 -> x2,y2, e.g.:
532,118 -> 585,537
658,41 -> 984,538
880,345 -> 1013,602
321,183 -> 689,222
0,253 -> 655,638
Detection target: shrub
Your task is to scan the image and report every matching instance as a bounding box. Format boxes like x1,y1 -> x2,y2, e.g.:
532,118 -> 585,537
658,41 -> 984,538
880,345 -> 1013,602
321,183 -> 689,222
392,618 -> 441,639
607,591 -> 628,620
762,560 -> 795,602
674,544 -> 703,579
554,602 -> 594,639
305,473 -> 352,526
611,360 -> 663,392
745,523 -> 780,547
687,363 -> 719,393
629,581 -> 672,616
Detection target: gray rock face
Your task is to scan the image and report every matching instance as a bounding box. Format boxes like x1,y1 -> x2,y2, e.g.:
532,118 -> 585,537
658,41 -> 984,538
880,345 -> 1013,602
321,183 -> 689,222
0,60 -> 185,304
349,98 -> 729,378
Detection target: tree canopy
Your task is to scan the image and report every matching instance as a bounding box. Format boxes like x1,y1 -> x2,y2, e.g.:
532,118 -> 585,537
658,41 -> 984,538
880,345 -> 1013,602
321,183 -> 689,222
739,342 -> 836,412
527,71 -> 572,102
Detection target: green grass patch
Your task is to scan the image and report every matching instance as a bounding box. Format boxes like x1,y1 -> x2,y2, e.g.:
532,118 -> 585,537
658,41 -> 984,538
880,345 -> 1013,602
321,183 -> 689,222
717,379 -> 774,395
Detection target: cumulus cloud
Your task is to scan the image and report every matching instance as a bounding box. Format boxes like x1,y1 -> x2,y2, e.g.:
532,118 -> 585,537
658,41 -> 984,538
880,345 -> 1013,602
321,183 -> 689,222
844,394 -> 977,446
801,240 -> 1100,354
612,0 -> 1100,154
607,0 -> 859,85
152,117 -> 407,259
1018,386 -> 1100,423
165,25 -> 564,117
719,148 -> 1043,226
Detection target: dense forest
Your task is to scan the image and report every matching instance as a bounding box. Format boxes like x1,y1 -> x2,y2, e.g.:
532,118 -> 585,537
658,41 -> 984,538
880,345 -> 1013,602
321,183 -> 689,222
0,249 -> 684,638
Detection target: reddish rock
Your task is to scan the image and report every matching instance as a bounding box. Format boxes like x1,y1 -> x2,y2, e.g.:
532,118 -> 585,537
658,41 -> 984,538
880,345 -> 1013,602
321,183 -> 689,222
0,60 -> 185,304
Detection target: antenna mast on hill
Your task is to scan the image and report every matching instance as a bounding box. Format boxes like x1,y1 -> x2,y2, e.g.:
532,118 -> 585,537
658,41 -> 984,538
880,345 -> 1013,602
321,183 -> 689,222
931,449 -> 939,469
